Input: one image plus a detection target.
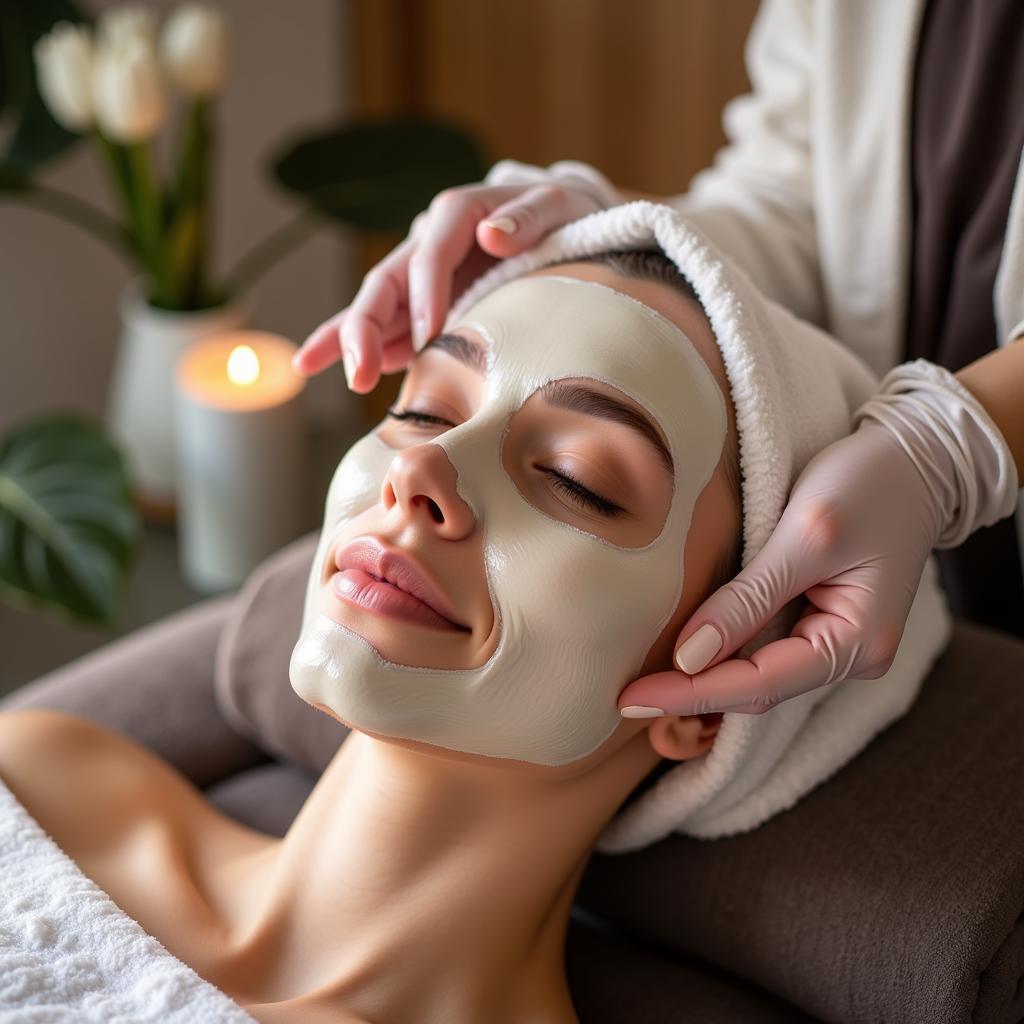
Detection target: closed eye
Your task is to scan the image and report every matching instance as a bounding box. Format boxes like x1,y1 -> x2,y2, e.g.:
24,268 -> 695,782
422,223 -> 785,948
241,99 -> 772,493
538,466 -> 624,517
385,408 -> 454,428
385,407 -> 625,519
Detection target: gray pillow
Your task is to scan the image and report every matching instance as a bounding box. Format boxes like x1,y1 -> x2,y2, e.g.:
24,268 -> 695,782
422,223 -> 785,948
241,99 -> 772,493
214,530 -> 348,773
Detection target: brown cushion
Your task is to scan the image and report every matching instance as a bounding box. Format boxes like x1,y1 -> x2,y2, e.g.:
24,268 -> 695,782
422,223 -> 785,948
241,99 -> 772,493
565,912 -> 817,1023
205,761 -> 317,838
215,533 -> 1024,1023
577,619 -> 1024,1024
1,593 -> 268,789
214,530 -> 349,774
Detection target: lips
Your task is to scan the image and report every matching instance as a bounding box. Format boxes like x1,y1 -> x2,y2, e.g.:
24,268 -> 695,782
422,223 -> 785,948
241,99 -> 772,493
329,538 -> 469,631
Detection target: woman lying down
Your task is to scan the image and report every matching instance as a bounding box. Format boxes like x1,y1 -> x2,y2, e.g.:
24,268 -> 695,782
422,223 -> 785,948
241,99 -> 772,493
0,203 -> 951,1024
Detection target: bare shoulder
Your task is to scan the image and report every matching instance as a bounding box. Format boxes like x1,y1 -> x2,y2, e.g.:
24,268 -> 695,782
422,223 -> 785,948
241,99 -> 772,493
0,706 -> 169,789
0,708 -> 204,856
0,706 -> 121,752
0,708 -> 123,789
0,708 -> 270,852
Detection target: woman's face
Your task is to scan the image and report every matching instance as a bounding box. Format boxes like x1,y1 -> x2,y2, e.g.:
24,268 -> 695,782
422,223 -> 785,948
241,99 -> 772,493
289,262 -> 740,768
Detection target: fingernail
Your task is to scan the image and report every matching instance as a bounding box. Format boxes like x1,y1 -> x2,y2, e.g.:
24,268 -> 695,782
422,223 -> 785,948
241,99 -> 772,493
413,315 -> 430,352
483,216 -> 517,234
620,705 -> 665,719
343,348 -> 358,388
675,624 -> 722,674
291,348 -> 304,369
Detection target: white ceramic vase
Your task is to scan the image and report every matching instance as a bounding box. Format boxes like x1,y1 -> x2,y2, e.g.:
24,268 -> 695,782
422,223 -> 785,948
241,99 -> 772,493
105,279 -> 248,521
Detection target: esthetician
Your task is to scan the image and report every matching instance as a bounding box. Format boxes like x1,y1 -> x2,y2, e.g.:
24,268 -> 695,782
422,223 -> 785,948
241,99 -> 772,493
293,0 -> 1024,718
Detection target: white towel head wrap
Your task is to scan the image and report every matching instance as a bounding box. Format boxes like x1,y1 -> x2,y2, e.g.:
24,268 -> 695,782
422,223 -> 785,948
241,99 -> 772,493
445,201 -> 952,853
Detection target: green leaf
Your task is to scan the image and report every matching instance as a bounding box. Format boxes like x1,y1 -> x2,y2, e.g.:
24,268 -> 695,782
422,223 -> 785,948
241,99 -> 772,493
0,413 -> 141,625
270,117 -> 487,233
0,0 -> 90,177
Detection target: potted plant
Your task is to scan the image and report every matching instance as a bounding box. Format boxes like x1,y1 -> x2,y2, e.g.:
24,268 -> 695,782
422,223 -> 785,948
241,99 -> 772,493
1,1 -> 485,519
0,0 -> 484,627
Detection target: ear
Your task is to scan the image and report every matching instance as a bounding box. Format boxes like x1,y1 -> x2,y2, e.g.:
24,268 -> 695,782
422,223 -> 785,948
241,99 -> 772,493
646,712 -> 723,761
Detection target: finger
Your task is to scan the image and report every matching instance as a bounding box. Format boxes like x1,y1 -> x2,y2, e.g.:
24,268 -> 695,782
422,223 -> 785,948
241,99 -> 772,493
621,629 -> 857,717
407,192 -> 491,352
671,515 -> 836,676
341,313 -> 384,394
475,182 -> 601,259
296,239 -> 413,387
363,305 -> 415,375
617,670 -> 780,719
705,701 -> 777,716
293,311 -> 347,377
379,333 -> 416,374
341,241 -> 416,391
450,244 -> 502,307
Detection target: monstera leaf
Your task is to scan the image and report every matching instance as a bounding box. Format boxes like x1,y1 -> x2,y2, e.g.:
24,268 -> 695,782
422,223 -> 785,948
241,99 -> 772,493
0,414 -> 141,624
0,0 -> 89,184
271,117 -> 487,232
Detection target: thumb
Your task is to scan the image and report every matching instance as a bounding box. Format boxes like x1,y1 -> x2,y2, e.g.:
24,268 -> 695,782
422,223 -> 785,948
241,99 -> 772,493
673,535 -> 809,675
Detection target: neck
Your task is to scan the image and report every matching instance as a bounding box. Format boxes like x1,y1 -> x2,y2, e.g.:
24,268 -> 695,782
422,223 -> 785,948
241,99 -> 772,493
221,724 -> 659,1024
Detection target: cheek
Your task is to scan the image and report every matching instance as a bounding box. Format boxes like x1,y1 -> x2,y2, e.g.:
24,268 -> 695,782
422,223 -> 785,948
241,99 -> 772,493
635,469 -> 737,678
636,585 -> 701,678
321,432 -> 394,530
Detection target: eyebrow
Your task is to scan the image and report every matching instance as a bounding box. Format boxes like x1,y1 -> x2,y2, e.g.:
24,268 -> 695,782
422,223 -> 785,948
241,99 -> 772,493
423,332 -> 487,374
540,380 -> 674,478
424,331 -> 673,478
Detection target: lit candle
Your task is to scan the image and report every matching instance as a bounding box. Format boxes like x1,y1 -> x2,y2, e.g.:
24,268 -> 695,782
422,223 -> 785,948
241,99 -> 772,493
175,331 -> 308,592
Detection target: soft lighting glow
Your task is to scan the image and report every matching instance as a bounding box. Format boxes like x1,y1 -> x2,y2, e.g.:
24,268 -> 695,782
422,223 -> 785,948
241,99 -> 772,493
226,344 -> 260,385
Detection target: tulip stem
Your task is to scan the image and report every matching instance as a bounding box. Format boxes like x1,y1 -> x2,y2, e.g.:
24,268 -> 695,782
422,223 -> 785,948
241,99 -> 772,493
167,99 -> 213,308
93,131 -> 168,302
125,142 -> 170,305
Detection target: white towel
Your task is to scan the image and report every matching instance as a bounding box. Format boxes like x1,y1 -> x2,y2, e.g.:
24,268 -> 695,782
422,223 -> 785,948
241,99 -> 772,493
445,200 -> 953,853
0,776 -> 256,1022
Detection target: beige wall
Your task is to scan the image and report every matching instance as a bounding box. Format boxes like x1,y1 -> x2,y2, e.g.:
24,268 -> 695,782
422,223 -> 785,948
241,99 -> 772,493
0,0 -> 357,436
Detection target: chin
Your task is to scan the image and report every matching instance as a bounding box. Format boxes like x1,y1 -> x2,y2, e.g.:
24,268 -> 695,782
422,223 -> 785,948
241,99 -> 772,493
308,701 -> 350,727
307,703 -> 575,774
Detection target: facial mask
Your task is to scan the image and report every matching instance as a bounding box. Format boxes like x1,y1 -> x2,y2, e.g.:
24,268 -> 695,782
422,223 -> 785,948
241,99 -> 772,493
289,275 -> 727,766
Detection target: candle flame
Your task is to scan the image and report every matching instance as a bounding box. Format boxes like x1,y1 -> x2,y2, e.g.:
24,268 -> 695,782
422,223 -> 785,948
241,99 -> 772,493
227,344 -> 260,386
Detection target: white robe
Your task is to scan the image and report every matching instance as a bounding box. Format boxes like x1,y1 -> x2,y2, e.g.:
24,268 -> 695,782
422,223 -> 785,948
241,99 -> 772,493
671,0 -> 1024,574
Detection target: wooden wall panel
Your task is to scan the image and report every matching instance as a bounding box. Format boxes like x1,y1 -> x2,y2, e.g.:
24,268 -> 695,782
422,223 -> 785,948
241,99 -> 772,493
351,0 -> 761,420
355,0 -> 759,191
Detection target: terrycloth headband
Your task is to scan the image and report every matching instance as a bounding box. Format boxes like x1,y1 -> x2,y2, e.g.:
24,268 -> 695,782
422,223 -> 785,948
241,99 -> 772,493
445,201 -> 952,853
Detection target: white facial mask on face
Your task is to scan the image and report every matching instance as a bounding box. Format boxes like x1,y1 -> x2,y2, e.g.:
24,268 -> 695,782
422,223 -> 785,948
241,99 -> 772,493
290,275 -> 727,766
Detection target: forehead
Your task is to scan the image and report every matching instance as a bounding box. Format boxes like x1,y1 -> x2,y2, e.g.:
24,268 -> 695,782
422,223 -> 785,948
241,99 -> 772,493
446,275 -> 726,466
527,262 -> 727,394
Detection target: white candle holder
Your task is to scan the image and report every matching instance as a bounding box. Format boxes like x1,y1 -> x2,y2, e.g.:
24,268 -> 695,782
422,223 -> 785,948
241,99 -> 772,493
174,331 -> 308,593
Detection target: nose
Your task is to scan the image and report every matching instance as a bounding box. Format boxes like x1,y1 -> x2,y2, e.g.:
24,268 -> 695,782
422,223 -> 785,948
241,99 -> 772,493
381,442 -> 476,540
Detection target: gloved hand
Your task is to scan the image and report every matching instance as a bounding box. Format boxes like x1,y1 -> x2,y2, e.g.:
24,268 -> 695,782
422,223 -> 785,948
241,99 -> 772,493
618,360 -> 1020,717
291,159 -> 621,392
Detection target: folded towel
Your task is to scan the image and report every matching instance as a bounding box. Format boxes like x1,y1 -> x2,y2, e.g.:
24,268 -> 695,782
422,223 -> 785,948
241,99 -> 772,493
445,200 -> 953,853
0,776 -> 255,1023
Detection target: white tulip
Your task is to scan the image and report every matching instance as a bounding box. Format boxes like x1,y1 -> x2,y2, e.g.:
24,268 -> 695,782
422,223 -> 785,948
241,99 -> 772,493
92,37 -> 168,144
159,4 -> 229,98
97,5 -> 159,52
33,22 -> 95,133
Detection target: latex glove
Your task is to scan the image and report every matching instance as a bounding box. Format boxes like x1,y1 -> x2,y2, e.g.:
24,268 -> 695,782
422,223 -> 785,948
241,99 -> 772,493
618,360 -> 1020,717
291,159 -> 621,392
